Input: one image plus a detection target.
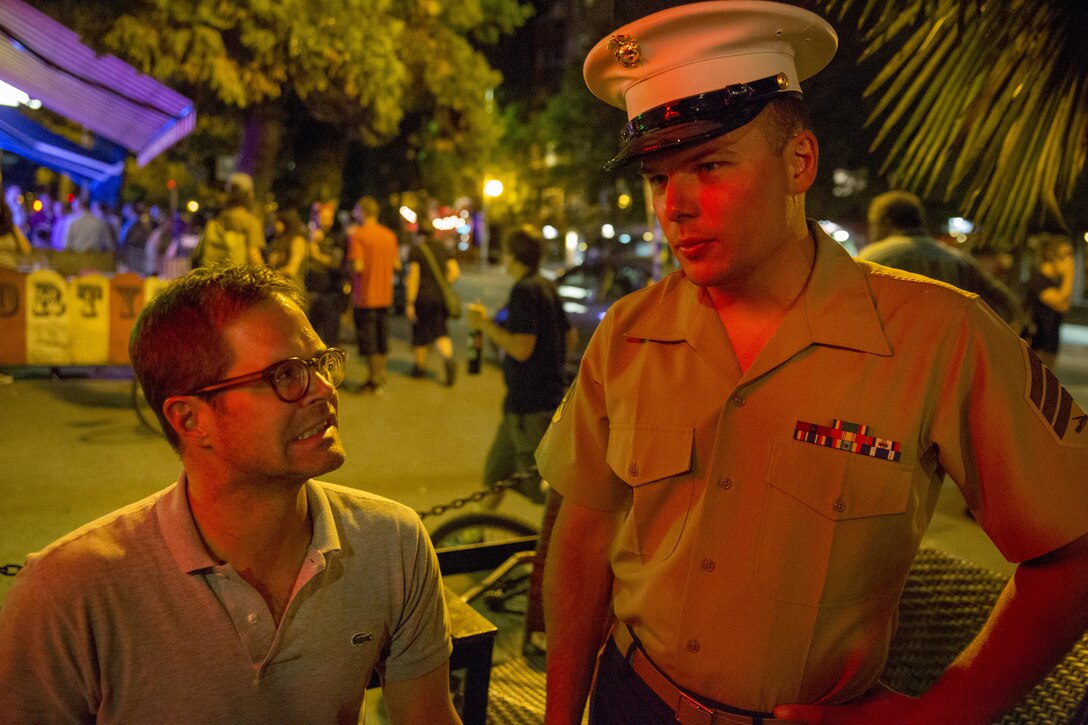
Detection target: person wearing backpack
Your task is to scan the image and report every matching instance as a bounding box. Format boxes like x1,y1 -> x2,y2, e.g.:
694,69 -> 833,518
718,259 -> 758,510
193,173 -> 265,269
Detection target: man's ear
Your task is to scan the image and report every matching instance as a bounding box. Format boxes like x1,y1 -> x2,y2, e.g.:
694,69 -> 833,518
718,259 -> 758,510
163,397 -> 208,444
787,129 -> 819,195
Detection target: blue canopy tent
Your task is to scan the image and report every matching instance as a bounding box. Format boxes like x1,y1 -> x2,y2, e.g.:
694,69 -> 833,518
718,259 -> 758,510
0,0 -> 195,198
0,106 -> 125,199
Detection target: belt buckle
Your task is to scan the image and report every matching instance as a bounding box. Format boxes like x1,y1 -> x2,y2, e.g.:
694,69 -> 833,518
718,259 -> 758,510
675,693 -> 715,725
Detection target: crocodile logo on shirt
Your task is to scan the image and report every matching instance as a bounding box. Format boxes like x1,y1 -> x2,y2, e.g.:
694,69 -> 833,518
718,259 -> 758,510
1024,345 -> 1088,444
351,632 -> 373,645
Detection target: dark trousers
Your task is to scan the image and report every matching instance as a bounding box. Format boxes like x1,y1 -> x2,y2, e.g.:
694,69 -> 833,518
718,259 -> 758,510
308,292 -> 343,347
353,307 -> 389,356
590,637 -> 775,725
589,639 -> 677,724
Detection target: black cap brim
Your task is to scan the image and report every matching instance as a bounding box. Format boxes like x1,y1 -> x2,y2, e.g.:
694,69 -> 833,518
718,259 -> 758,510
604,74 -> 803,171
605,102 -> 770,171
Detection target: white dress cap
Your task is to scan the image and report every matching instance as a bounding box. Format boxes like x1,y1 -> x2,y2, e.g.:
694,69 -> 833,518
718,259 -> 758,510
584,1 -> 837,168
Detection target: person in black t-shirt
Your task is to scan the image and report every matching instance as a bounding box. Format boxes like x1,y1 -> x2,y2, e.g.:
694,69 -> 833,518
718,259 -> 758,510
467,226 -> 576,504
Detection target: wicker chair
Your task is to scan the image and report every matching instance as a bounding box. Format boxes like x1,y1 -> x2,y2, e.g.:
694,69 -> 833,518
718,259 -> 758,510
484,544 -> 1088,724
883,547 -> 1088,724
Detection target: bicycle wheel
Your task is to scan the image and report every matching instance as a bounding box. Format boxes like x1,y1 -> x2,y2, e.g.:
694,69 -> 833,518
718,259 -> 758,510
131,377 -> 162,436
429,513 -> 538,549
432,513 -> 538,614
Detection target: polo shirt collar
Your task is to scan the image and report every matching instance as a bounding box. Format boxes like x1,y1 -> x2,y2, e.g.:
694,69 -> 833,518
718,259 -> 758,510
157,474 -> 342,575
304,480 -> 343,557
157,472 -> 215,574
622,222 -> 892,379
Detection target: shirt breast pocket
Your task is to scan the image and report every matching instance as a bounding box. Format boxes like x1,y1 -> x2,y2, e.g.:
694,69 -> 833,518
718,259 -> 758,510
758,439 -> 915,606
606,423 -> 694,564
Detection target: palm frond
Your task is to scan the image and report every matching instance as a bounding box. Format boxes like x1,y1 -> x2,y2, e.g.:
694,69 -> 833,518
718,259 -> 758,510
820,0 -> 1088,248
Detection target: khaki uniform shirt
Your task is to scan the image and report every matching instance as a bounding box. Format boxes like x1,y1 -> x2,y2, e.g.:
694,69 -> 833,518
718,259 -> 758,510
537,224 -> 1088,712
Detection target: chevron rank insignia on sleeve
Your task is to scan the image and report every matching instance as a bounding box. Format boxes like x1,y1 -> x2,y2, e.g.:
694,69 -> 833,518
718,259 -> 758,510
1024,344 -> 1088,445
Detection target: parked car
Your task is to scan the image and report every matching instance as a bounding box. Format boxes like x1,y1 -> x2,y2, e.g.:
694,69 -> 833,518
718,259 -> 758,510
554,255 -> 656,362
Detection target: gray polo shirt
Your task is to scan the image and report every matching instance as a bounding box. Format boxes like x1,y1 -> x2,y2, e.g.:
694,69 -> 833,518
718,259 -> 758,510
0,475 -> 451,723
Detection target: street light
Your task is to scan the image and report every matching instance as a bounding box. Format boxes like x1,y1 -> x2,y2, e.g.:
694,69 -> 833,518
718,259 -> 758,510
480,178 -> 503,268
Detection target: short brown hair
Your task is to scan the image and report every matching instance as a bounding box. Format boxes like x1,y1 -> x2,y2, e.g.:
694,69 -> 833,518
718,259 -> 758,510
1032,232 -> 1074,264
759,97 -> 811,154
868,191 -> 928,236
356,196 -> 379,220
502,225 -> 543,273
129,266 -> 305,450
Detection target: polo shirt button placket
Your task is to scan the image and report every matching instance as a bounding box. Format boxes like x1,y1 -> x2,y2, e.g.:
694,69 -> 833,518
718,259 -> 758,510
701,558 -> 716,572
732,393 -> 746,407
718,476 -> 732,490
686,639 -> 700,653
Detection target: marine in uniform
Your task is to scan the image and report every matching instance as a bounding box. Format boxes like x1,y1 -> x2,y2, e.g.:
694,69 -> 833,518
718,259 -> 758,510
536,3 -> 1088,724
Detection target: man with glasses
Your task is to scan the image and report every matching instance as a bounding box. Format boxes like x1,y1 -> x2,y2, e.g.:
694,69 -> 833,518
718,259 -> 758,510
0,266 -> 461,723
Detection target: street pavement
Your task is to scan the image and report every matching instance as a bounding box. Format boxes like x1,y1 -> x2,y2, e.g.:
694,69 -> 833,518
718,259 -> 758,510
4,264 -> 1088,604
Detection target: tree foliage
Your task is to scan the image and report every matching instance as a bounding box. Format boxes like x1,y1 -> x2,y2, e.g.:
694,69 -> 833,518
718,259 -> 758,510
821,0 -> 1088,247
32,0 -> 532,203
536,64 -> 628,203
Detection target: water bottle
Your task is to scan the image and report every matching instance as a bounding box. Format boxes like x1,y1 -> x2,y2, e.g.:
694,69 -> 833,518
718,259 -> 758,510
468,330 -> 483,374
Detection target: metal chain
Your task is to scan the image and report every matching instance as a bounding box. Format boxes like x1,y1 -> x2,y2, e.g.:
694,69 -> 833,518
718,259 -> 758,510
415,470 -> 539,521
0,478 -> 543,574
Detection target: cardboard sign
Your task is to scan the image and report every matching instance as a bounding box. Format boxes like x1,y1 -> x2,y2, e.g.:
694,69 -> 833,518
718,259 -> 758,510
0,269 -> 26,365
26,269 -> 72,365
3,271 -> 184,366
143,275 -> 170,306
109,273 -> 144,364
69,273 -> 111,364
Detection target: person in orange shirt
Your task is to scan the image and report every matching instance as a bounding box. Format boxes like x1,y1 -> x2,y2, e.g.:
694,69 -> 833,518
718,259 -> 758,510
347,196 -> 401,392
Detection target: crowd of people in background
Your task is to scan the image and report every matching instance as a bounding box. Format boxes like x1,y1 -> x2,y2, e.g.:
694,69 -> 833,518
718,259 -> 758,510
1,182 -> 185,276
0,174 -> 478,391
0,175 -> 1083,374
